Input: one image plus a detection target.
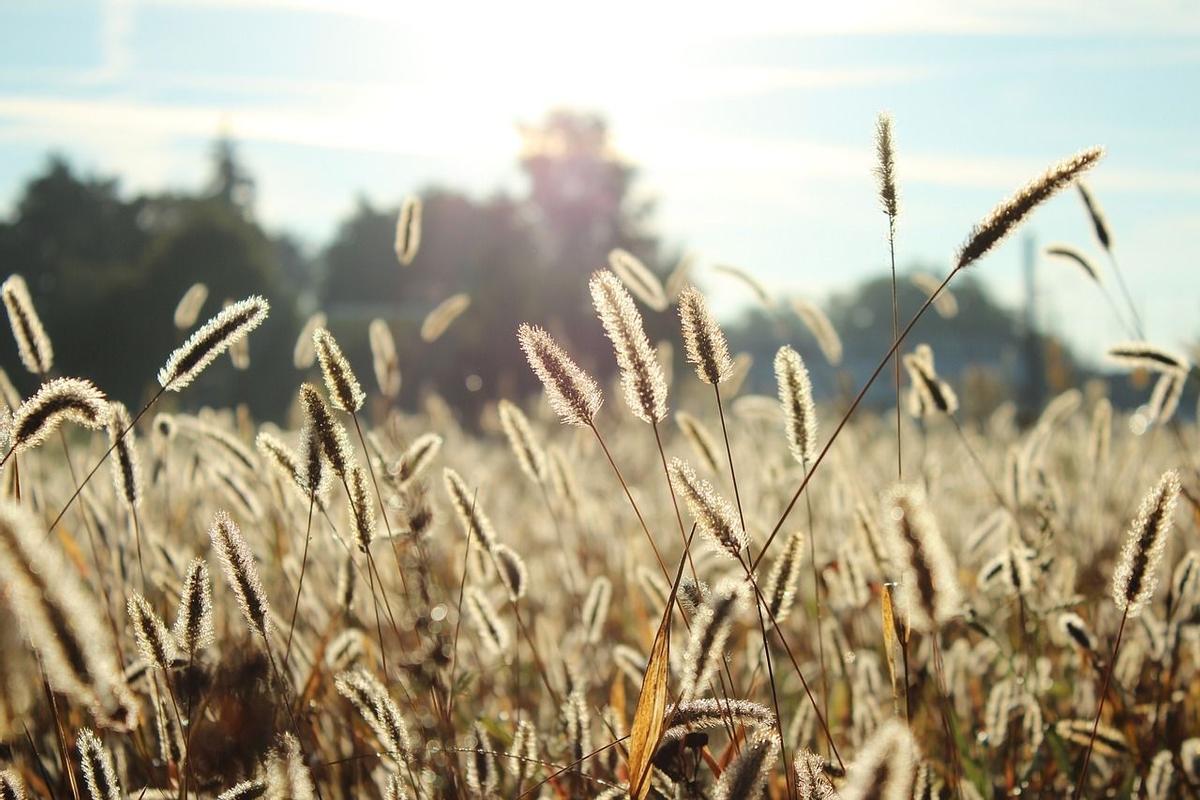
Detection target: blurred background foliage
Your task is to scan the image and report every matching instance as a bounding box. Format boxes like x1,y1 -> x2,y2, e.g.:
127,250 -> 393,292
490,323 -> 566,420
0,109 -> 1116,424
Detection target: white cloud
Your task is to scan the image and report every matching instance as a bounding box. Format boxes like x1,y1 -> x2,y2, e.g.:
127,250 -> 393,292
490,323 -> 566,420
148,0 -> 1200,36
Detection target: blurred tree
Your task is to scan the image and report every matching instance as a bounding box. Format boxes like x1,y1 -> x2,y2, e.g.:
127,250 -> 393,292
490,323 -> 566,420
321,189 -> 543,422
0,157 -> 149,400
207,135 -> 256,216
519,110 -> 676,369
319,110 -> 676,423
725,269 -> 1077,419
136,194 -> 298,417
0,146 -> 298,418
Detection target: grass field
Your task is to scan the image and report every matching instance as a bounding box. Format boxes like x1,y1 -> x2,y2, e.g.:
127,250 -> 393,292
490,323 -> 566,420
0,139 -> 1196,800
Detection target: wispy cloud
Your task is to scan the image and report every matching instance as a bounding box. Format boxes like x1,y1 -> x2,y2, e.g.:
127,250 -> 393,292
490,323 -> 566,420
151,0 -> 1200,36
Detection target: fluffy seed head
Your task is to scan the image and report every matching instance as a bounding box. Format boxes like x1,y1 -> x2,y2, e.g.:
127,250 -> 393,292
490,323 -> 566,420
173,282 -> 209,329
158,295 -> 269,391
763,528 -> 805,623
589,270 -> 668,424
1077,180 -> 1112,250
678,286 -> 733,385
1057,612 -> 1096,652
10,377 -> 109,455
106,401 -> 140,511
497,399 -> 548,484
874,112 -> 899,222
581,575 -> 612,643
298,383 -> 353,481
1148,371 -> 1185,424
886,485 -> 962,632
1055,719 -> 1127,757
670,457 -> 746,560
127,592 -> 178,671
335,667 -> 412,762
662,698 -> 774,743
795,748 -> 838,799
216,780 -> 268,800
269,734 -> 316,800
1171,550 -> 1200,614
1,274 -> 52,375
840,719 -> 918,800
1106,342 -> 1189,374
443,467 -> 497,550
255,431 -> 303,491
292,312 -> 326,369
1146,750 -> 1176,800
347,464 -> 376,552
420,293 -> 470,343
466,719 -> 500,795
792,299 -> 843,365
956,147 -> 1104,269
208,509 -> 271,640
675,411 -> 721,473
395,195 -> 422,266
1045,244 -> 1102,283
392,432 -> 442,485
76,728 -> 121,800
911,272 -> 958,318
1112,470 -> 1180,616
775,345 -> 817,465
0,500 -> 134,728
714,730 -> 779,800
492,542 -> 527,601
680,581 -> 746,701
0,367 -> 21,412
903,345 -> 958,417
464,587 -> 509,654
713,263 -> 772,307
0,769 -> 26,800
517,323 -> 602,427
368,318 -> 401,398
608,248 -> 667,311
174,557 -> 214,653
313,327 -> 365,412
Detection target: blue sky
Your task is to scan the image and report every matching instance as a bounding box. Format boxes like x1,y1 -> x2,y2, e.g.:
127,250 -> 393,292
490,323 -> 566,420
2,0 -> 1198,364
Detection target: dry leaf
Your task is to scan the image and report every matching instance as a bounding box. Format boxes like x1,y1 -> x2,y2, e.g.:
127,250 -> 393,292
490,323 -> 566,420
881,584 -> 900,714
626,614 -> 670,799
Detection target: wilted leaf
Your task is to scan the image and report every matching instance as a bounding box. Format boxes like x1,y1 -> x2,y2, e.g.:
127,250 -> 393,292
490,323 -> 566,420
626,613 -> 670,799
881,584 -> 899,712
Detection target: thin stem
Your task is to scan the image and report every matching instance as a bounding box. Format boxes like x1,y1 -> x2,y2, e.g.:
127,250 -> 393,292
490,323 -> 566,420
283,494 -> 316,672
752,268 -> 956,573
651,420 -> 697,578
263,637 -> 327,800
587,422 -> 669,578
131,506 -> 147,595
735,560 -> 845,769
801,468 -> 831,759
1072,607 -> 1129,800
446,491 -> 478,722
56,430 -> 127,666
1105,250 -> 1144,340
888,225 -> 903,481
713,383 -> 793,798
42,385 -> 167,536
350,411 -> 413,606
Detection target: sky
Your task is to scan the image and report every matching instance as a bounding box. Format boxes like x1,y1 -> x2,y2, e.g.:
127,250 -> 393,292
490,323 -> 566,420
1,0 -> 1198,365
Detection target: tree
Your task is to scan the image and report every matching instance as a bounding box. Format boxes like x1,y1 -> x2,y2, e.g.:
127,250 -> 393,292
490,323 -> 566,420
318,110 -> 675,422
0,147 -> 299,418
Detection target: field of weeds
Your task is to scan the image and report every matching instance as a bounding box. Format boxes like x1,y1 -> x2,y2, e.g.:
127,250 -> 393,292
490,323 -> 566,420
0,141 -> 1197,800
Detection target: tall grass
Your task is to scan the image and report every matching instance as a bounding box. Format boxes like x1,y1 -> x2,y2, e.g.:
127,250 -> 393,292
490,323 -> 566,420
0,134 -> 1194,800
